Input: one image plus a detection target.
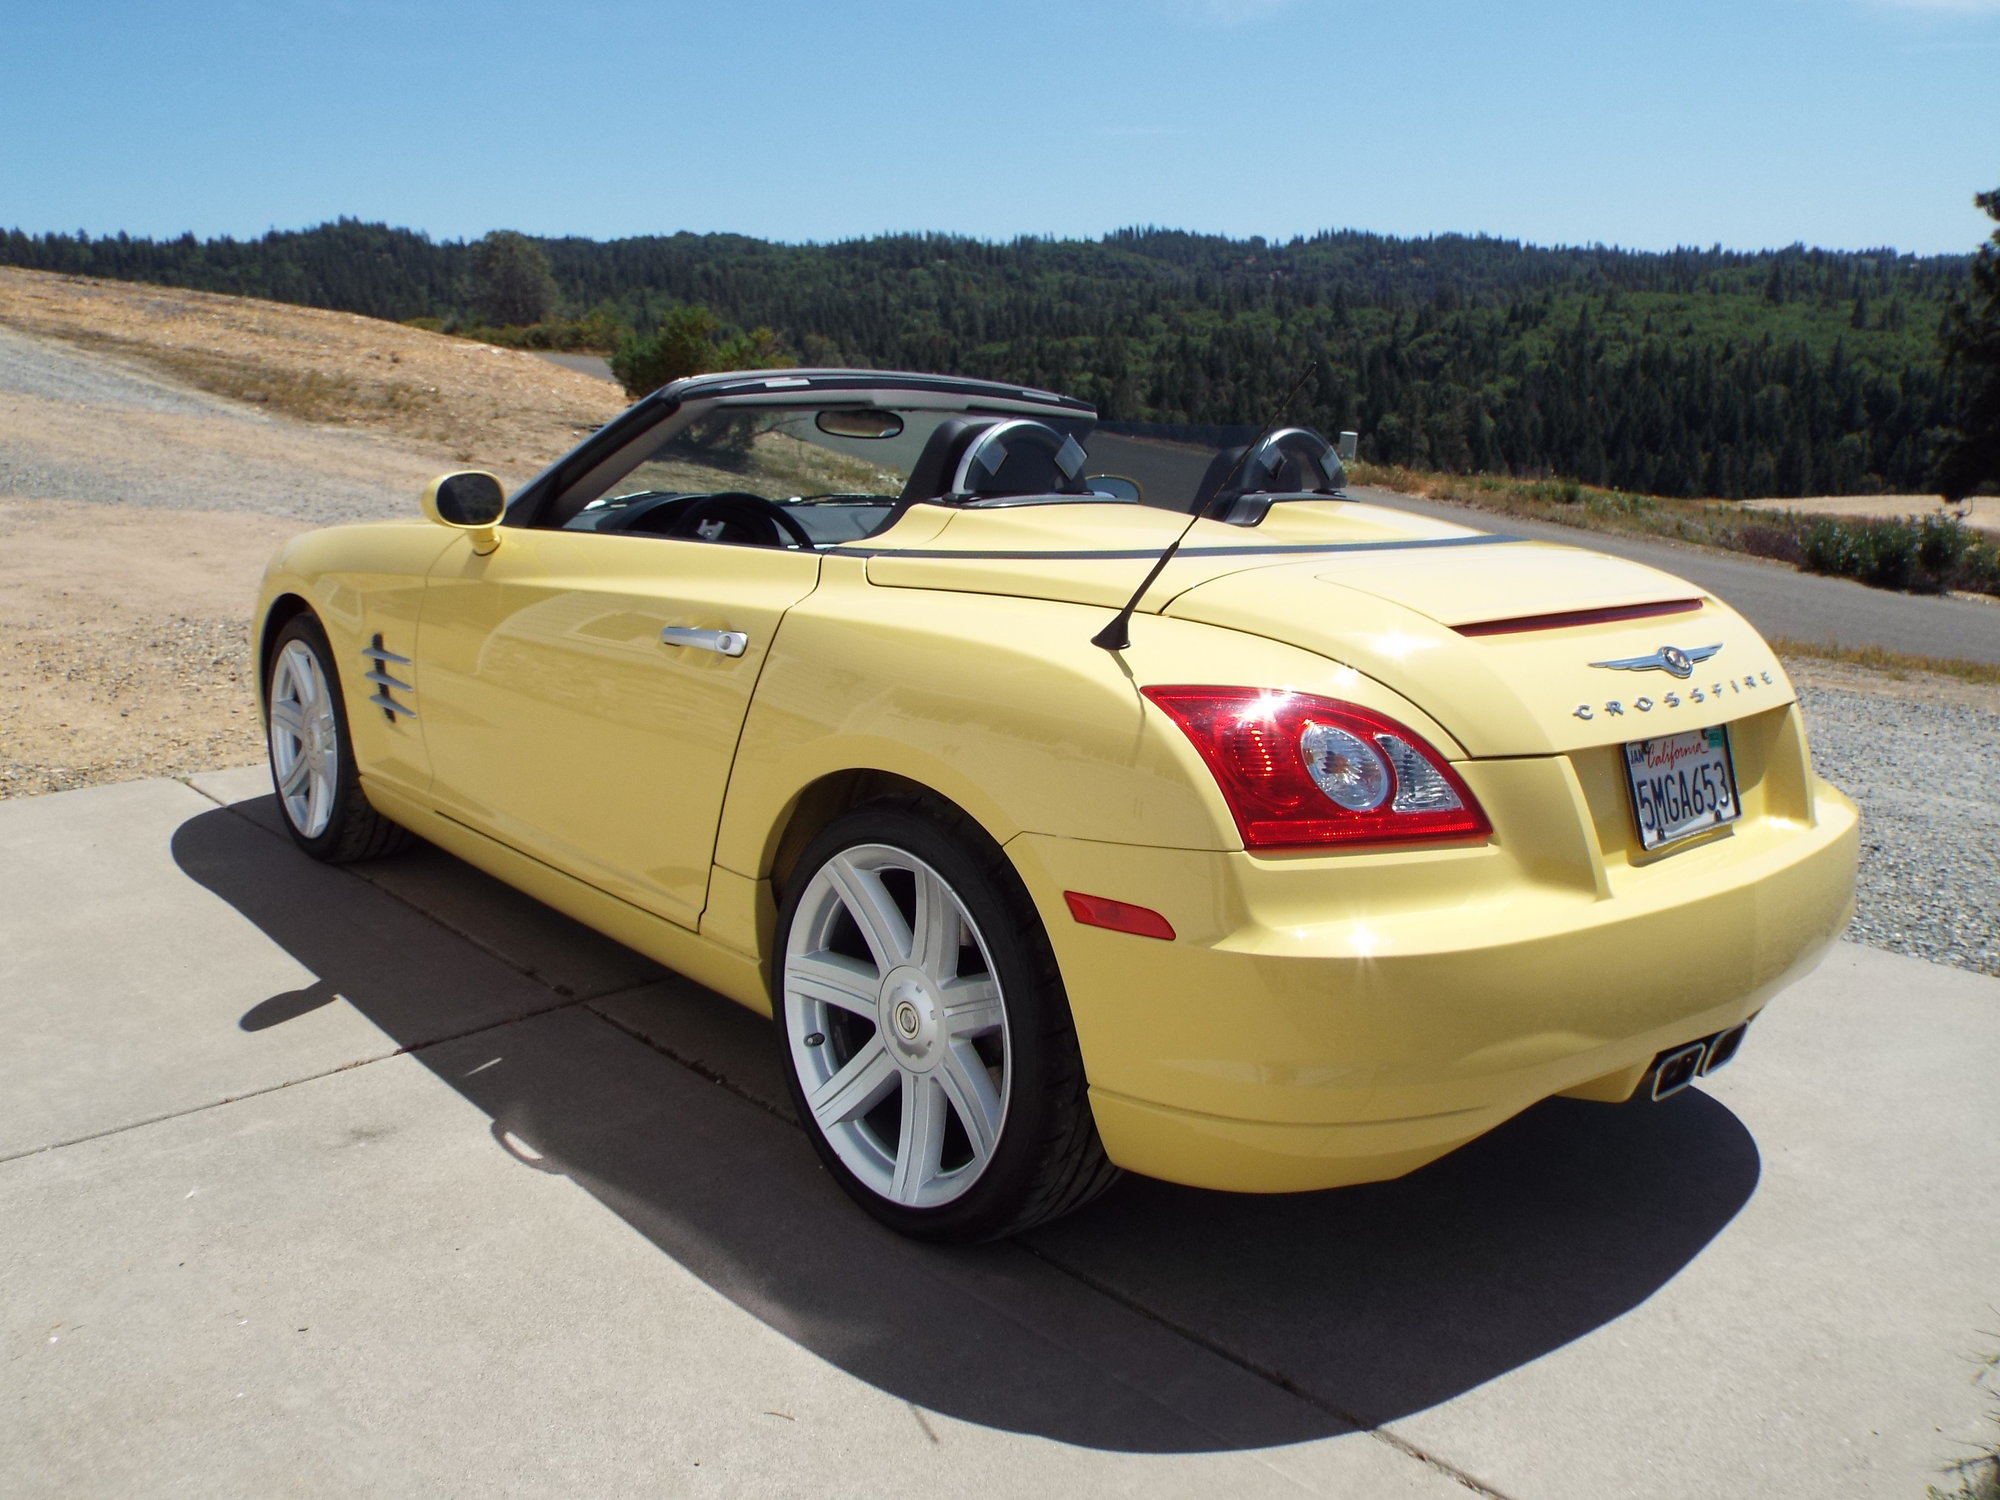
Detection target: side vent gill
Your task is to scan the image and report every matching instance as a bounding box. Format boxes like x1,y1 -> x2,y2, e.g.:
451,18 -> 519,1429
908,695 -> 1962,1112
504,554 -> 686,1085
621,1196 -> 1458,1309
361,634 -> 416,721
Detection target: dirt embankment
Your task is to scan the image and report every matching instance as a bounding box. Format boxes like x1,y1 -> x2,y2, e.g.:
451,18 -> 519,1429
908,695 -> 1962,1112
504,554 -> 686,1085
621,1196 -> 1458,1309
0,267 -> 623,476
0,270 -> 624,797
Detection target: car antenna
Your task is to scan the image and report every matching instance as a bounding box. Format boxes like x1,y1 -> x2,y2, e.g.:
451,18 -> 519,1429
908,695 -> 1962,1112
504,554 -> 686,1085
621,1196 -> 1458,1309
1090,361 -> 1319,653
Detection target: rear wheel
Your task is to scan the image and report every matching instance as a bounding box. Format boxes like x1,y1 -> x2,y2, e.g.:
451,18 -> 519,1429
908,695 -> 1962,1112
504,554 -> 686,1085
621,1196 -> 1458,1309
264,613 -> 410,863
772,800 -> 1117,1242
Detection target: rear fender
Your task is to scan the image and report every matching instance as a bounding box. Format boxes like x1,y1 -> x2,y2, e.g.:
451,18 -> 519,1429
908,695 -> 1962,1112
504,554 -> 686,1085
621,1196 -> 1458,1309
713,564 -> 1469,884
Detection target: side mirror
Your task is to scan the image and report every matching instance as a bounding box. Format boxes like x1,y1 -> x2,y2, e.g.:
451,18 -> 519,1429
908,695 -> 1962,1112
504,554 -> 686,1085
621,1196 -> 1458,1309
1337,431 -> 1359,463
422,471 -> 506,554
1087,474 -> 1143,503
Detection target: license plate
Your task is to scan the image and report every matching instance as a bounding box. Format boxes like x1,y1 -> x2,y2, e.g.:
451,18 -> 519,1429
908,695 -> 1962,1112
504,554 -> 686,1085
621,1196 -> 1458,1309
1622,726 -> 1740,851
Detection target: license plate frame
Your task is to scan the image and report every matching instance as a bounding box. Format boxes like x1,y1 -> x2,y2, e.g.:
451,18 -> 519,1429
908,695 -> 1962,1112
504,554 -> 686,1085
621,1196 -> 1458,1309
1622,725 -> 1741,852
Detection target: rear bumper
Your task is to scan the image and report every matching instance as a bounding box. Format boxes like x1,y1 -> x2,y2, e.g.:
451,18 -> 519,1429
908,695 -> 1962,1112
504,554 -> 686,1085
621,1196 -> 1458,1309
1008,775 -> 1858,1193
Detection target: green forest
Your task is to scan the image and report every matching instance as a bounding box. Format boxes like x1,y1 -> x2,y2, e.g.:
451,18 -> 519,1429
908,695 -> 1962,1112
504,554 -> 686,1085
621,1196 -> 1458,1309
0,218 -> 1970,499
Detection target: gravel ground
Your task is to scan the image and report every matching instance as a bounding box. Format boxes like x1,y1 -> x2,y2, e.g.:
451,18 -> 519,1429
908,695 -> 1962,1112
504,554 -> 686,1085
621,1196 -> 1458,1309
0,323 -> 452,523
1798,683 -> 2000,975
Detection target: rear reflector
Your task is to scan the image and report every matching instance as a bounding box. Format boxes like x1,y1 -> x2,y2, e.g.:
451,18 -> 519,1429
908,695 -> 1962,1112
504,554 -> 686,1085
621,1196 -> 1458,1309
1454,598 -> 1703,637
1064,891 -> 1176,941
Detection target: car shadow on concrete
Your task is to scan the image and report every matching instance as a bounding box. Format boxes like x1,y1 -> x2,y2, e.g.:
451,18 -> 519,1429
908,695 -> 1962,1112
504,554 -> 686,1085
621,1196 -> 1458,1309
172,799 -> 1762,1453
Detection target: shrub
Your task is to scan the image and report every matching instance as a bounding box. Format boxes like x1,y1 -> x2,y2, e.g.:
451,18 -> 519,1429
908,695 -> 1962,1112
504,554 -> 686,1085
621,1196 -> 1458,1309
1962,541 -> 2000,591
1917,513 -> 1975,580
1792,513 -> 1998,595
609,305 -> 791,398
1512,478 -> 1585,506
1738,524 -> 1804,565
1801,516 -> 1917,589
454,309 -> 622,353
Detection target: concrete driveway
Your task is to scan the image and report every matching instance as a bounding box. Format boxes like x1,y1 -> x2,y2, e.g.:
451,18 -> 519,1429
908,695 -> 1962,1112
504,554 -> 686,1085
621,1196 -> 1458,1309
3,771 -> 1996,1498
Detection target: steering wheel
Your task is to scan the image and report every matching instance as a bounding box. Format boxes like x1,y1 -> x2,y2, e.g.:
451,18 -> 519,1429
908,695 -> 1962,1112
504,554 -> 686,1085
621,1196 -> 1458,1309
659,492 -> 816,549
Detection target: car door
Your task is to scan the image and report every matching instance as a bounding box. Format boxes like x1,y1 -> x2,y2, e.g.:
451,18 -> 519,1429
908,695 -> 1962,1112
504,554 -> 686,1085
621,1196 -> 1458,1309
416,526 -> 822,929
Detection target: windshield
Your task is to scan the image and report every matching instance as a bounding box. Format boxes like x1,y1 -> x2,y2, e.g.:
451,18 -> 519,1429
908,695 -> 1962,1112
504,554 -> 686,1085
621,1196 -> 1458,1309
552,397 -> 1348,546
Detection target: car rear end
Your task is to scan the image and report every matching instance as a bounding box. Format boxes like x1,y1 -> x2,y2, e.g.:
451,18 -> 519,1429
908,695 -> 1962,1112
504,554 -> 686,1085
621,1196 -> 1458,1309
1008,547 -> 1859,1192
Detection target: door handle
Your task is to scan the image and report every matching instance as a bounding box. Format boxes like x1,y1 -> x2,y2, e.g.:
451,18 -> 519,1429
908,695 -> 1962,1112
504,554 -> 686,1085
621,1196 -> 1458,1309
660,625 -> 749,657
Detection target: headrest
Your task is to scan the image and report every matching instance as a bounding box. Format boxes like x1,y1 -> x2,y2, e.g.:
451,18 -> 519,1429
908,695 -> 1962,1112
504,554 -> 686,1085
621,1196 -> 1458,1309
897,416 -> 1001,505
1193,427 -> 1344,514
950,420 -> 1091,498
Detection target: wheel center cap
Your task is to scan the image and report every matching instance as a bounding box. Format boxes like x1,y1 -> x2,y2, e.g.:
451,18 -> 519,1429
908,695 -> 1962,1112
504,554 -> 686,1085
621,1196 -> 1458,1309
879,965 -> 942,1068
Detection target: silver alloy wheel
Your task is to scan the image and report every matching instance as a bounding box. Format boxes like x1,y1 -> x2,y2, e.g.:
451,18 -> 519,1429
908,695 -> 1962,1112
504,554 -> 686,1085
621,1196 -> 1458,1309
783,844 -> 1010,1209
267,639 -> 338,840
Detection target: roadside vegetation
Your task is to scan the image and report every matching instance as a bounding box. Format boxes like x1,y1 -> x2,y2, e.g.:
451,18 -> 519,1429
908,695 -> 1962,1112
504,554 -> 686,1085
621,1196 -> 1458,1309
1768,637 -> 2000,689
1929,1348 -> 2000,1500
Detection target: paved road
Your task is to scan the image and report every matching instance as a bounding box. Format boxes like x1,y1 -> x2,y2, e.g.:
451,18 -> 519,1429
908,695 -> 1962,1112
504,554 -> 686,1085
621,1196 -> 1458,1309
535,351 -> 616,384
3,769 -> 1996,1498
1351,485 -> 2000,667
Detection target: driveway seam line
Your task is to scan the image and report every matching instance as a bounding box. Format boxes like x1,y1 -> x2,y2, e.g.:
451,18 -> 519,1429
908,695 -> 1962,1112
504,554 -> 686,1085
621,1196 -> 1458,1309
1016,1241 -> 1519,1500
189,784 -> 645,1004
0,996 -> 591,1168
573,1005 -> 1349,1486
582,1001 -> 800,1127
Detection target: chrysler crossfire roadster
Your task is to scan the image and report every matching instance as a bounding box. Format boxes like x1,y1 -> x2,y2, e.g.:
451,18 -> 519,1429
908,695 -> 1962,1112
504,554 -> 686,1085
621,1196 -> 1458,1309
254,368 -> 1858,1241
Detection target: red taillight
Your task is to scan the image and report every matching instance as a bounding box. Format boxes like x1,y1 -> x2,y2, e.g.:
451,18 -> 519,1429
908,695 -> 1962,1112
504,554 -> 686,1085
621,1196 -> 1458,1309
1141,687 -> 1491,850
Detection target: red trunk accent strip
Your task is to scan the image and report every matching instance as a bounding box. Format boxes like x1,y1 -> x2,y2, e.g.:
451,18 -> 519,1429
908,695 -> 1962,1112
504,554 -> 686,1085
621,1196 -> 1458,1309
1454,598 -> 1703,637
1064,891 -> 1177,941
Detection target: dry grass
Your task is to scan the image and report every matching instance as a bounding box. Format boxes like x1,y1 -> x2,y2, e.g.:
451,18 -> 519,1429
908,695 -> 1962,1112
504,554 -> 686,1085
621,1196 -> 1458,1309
0,267 -> 624,473
1347,460 -> 1755,549
1769,636 -> 2000,688
0,500 -> 308,798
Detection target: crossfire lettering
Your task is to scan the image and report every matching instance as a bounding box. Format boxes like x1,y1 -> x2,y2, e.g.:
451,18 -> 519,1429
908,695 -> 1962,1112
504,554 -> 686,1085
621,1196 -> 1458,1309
1574,671 -> 1775,721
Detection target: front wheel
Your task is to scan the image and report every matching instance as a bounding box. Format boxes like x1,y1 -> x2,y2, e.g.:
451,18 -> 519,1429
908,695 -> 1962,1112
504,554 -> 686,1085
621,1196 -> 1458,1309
772,801 -> 1117,1242
264,612 -> 410,863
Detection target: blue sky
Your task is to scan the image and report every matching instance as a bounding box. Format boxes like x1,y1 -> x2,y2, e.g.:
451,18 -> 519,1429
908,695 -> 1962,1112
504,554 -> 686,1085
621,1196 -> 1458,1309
3,0 -> 1994,256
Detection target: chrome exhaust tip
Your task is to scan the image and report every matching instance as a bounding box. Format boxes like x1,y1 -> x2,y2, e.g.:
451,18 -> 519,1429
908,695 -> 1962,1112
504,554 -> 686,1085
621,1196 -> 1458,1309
1649,1041 -> 1709,1102
1701,1023 -> 1748,1076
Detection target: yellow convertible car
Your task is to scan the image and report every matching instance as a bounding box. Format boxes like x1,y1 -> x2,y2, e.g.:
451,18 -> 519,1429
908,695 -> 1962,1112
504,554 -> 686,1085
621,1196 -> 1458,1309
254,368 -> 1858,1240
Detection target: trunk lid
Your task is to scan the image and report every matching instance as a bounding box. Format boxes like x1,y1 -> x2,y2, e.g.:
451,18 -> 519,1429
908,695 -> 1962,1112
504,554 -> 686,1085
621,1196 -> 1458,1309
1164,547 -> 1790,757
853,499 -> 1792,756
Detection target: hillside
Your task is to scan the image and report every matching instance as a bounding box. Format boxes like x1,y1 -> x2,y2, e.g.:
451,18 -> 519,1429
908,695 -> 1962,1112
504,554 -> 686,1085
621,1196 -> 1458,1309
0,273 -> 624,799
0,267 -> 622,477
1,219 -> 1970,499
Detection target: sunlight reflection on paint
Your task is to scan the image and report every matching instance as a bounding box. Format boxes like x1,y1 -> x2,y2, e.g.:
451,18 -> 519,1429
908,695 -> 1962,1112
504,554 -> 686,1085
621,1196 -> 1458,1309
1368,632 -> 1439,661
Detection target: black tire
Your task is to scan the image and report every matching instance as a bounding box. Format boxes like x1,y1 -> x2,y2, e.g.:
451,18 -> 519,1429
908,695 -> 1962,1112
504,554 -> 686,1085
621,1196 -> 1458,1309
263,612 -> 412,864
771,798 -> 1118,1242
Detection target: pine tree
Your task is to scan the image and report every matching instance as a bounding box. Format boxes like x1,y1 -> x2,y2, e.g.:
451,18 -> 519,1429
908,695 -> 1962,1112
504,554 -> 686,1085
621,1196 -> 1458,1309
1933,188 -> 2000,500
469,230 -> 557,327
